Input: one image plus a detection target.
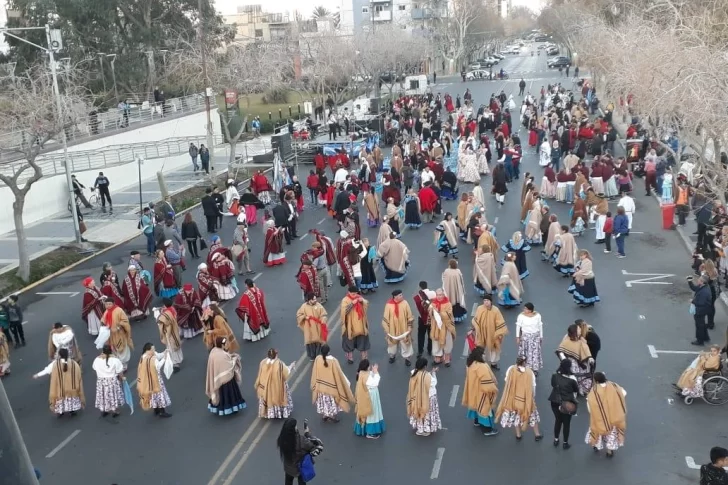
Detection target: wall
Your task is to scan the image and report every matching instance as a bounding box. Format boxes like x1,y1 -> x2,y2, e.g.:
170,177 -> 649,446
0,110 -> 222,236
43,110 -> 220,155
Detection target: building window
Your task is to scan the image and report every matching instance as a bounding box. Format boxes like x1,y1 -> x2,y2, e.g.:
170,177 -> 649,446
362,6 -> 369,12
375,5 -> 383,11
255,29 -> 263,37
398,4 -> 406,9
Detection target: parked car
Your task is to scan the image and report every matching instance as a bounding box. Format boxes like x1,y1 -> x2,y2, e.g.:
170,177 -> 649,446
546,46 -> 559,55
547,56 -> 572,68
491,53 -> 505,60
465,70 -> 491,81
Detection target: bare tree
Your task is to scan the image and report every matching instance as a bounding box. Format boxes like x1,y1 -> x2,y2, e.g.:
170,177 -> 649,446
0,66 -> 89,282
298,32 -> 358,107
163,42 -> 290,164
431,0 -> 487,73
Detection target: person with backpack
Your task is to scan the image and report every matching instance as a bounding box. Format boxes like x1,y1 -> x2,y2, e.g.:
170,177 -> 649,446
277,418 -> 324,485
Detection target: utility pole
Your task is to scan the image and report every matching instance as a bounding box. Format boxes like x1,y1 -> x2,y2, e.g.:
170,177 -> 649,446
198,0 -> 216,160
0,380 -> 41,484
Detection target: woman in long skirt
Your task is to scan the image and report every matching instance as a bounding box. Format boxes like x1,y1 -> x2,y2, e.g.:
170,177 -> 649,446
404,190 -> 422,229
515,303 -> 544,374
585,372 -> 627,457
137,343 -> 172,418
359,239 -> 379,294
497,254 -> 523,308
311,344 -> 355,423
463,346 -> 500,435
556,323 -> 595,396
0,332 -> 10,377
92,345 -> 125,417
435,212 -> 459,257
241,187 -> 262,226
255,348 -> 293,419
407,357 -> 442,436
206,337 -> 246,416
354,360 -> 385,439
568,250 -> 600,307
501,231 -> 531,279
33,348 -> 85,417
553,226 -> 578,276
495,356 -> 542,440
386,199 -> 402,236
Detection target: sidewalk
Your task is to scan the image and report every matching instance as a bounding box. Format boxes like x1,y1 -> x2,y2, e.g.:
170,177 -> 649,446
0,135 -> 272,275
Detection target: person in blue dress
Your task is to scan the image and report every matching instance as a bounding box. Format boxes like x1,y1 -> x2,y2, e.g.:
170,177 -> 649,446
463,346 -> 499,436
501,231 -> 531,279
404,190 -> 423,229
354,360 -> 385,439
435,213 -> 459,257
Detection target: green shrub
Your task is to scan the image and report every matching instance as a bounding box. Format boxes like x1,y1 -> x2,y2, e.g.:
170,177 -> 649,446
261,87 -> 288,104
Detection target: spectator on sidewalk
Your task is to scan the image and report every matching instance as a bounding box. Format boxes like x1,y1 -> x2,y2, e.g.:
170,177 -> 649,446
252,117 -> 261,137
71,175 -> 93,209
701,446 -> 728,485
163,219 -> 184,252
93,171 -> 113,213
688,274 -> 713,346
675,179 -> 693,226
140,207 -> 155,256
153,219 -> 166,250
643,156 -> 657,196
157,196 -> 176,224
189,143 -> 200,173
201,188 -> 221,233
4,295 -> 25,348
199,144 -> 210,175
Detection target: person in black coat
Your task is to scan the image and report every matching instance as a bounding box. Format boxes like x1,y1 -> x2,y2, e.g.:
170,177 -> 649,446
212,187 -> 225,230
548,359 -> 580,450
689,275 -> 713,346
272,195 -> 296,244
576,319 -> 601,364
333,186 -> 351,223
201,188 -> 221,233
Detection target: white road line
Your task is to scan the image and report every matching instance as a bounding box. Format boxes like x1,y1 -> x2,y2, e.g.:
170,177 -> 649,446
116,191 -> 161,194
430,448 -> 446,479
130,380 -> 137,388
252,273 -> 262,282
462,338 -> 469,357
317,218 -> 325,225
686,456 -> 699,470
0,237 -> 70,242
639,315 -> 646,320
494,216 -> 499,224
46,429 -> 81,458
299,233 -> 308,240
37,291 -> 79,297
657,350 -> 702,355
647,345 -> 658,358
448,385 -> 460,407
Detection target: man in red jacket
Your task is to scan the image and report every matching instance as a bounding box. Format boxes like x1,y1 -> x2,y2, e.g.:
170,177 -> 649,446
419,182 -> 438,223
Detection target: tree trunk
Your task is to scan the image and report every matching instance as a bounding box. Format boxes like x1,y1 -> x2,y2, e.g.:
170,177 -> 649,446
228,140 -> 237,164
13,196 -> 30,282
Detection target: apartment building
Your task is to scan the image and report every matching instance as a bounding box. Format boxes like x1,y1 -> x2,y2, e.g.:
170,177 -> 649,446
223,5 -> 292,44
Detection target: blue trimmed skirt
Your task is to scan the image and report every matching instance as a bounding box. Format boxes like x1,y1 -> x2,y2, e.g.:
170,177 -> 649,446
467,409 -> 496,428
380,260 -> 409,284
568,278 -> 600,305
353,387 -> 386,437
208,380 -> 246,416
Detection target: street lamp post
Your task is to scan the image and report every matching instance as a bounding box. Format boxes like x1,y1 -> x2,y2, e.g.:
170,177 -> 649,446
0,24 -> 82,244
106,54 -> 118,102
135,155 -> 145,218
98,52 -> 106,92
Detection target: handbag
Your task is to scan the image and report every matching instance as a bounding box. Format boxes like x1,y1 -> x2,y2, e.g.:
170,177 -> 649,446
559,400 -> 577,415
338,274 -> 347,287
689,303 -> 696,315
299,454 -> 316,482
199,238 -> 208,250
79,220 -> 87,234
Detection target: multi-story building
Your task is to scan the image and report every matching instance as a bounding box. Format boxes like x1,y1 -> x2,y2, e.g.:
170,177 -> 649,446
223,5 -> 292,44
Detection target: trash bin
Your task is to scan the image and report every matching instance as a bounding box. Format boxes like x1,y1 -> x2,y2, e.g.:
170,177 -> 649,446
661,203 -> 675,230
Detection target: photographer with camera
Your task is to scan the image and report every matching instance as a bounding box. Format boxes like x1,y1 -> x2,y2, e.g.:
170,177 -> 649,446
277,418 -> 324,485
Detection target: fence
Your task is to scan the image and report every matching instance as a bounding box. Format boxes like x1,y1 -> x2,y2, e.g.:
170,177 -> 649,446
0,92 -> 208,163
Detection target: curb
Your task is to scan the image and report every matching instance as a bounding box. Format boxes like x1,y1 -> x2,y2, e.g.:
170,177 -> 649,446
8,167 -> 273,298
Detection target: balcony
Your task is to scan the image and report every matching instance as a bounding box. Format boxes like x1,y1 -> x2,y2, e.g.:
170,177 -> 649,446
372,10 -> 392,21
264,13 -> 290,24
371,0 -> 390,3
411,7 -> 444,19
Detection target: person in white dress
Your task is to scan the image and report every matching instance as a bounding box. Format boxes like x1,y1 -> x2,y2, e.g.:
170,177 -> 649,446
515,302 -> 544,374
457,138 -> 480,184
539,139 -> 551,167
92,345 -> 126,417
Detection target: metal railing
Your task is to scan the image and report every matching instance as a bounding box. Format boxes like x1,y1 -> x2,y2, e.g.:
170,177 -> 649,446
0,92 -> 208,163
0,134 -> 276,185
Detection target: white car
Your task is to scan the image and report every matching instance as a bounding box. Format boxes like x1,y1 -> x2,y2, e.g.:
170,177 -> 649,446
485,56 -> 500,65
491,53 -> 505,60
465,70 -> 491,81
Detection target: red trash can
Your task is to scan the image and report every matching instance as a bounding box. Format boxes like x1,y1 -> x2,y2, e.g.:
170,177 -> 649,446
661,203 -> 675,229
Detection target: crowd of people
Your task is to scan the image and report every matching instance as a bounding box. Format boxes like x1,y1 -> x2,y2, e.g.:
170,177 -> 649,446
5,74 -> 728,485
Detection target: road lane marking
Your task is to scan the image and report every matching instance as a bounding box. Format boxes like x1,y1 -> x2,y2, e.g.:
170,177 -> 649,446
209,314 -> 344,485
37,291 -> 79,297
639,315 -> 646,320
622,270 -> 674,288
46,429 -> 81,458
648,345 -> 701,358
300,233 -> 308,240
317,218 -> 325,225
449,385 -> 460,407
252,273 -> 262,281
686,456 -> 700,469
494,216 -> 499,224
21,320 -> 28,326
430,447 -> 446,479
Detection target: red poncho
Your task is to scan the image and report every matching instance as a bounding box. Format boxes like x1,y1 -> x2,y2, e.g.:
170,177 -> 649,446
419,186 -> 438,213
235,287 -> 270,333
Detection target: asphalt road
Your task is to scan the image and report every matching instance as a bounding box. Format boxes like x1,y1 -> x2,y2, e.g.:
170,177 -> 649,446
5,53 -> 719,484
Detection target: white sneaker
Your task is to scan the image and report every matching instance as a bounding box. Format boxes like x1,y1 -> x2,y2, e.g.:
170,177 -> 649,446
603,250 -> 611,254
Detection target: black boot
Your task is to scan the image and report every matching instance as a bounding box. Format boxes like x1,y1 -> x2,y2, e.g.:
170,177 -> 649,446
158,408 -> 172,418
